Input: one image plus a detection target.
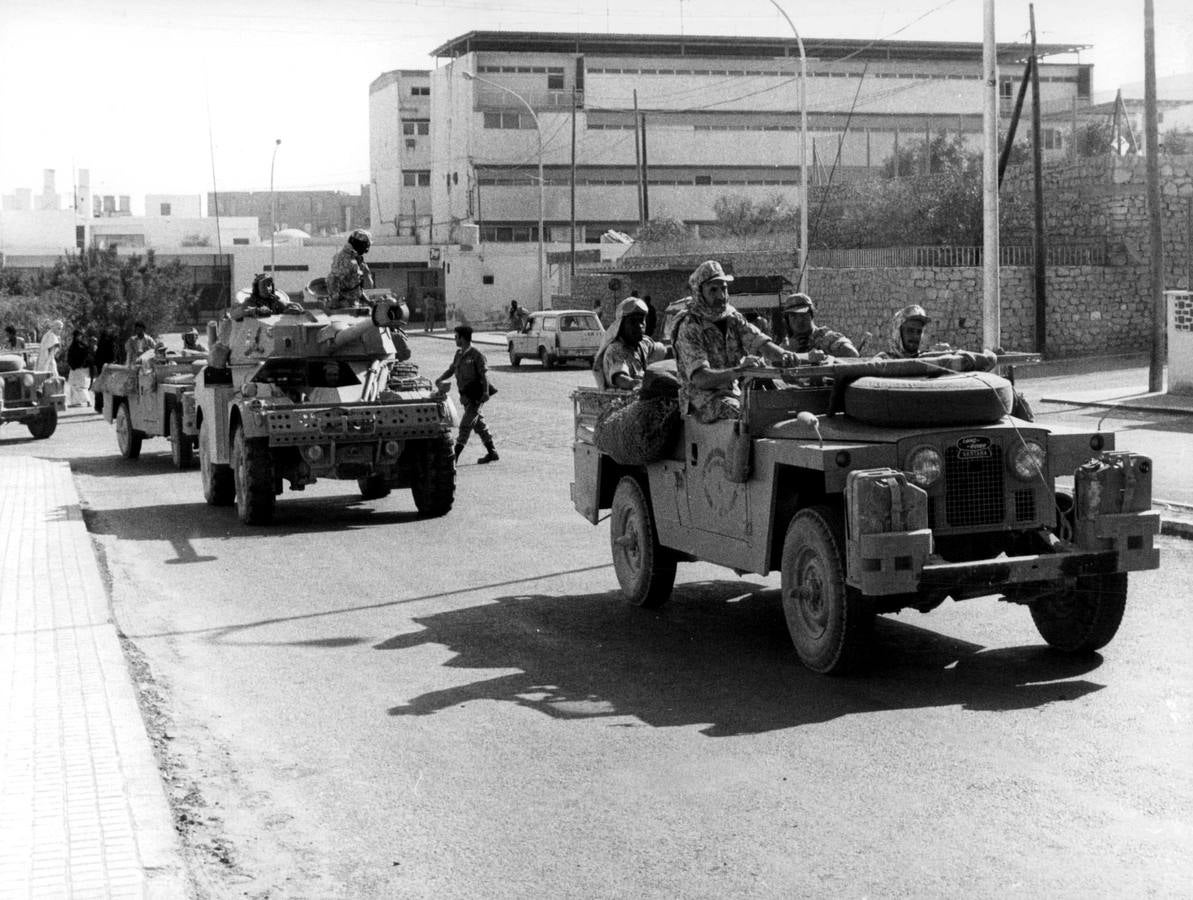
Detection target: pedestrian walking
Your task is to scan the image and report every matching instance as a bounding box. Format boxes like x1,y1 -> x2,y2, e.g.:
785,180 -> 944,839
36,319 -> 63,374
65,329 -> 93,408
434,325 -> 499,465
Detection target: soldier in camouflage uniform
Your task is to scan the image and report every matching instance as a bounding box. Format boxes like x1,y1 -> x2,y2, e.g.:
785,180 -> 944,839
779,292 -> 859,358
592,296 -> 669,390
326,229 -> 373,309
672,260 -> 802,423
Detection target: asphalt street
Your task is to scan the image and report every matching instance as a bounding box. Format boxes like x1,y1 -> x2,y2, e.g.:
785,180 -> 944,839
2,336 -> 1190,898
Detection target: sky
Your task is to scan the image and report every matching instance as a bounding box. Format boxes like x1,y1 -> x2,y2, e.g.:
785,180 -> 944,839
1,0 -> 1190,214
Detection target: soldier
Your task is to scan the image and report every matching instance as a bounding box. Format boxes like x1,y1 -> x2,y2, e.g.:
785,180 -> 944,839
672,260 -> 806,423
592,297 -> 669,391
234,274 -> 297,319
2,325 -> 25,351
326,228 -> 373,310
878,304 -> 951,359
123,321 -> 154,367
180,327 -> 207,356
780,292 -> 859,358
435,325 -> 499,465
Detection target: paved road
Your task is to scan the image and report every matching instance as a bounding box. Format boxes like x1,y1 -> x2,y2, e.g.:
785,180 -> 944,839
4,339 -> 1190,897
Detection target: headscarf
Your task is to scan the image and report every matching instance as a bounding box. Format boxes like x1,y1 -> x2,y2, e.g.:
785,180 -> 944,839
592,297 -> 649,388
884,304 -> 931,359
687,260 -> 735,322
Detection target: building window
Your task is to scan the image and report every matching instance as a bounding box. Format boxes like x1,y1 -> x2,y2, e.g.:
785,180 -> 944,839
1043,128 -> 1063,150
403,121 -> 430,135
159,202 -> 171,215
999,79 -> 1015,100
480,225 -> 539,243
405,139 -> 417,149
483,111 -> 531,129
411,85 -> 430,96
482,274 -> 495,285
547,70 -> 564,90
403,170 -> 431,187
232,237 -> 249,245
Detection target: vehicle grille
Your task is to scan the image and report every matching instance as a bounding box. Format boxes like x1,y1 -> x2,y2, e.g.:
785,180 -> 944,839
1013,488 -> 1036,522
944,445 -> 1004,527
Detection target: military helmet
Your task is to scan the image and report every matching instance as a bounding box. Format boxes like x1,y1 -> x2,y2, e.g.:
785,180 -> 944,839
348,228 -> 372,254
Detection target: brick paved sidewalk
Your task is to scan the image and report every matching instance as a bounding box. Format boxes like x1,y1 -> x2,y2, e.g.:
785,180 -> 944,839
0,457 -> 188,899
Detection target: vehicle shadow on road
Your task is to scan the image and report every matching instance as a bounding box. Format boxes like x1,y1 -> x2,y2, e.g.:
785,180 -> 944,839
379,581 -> 1105,735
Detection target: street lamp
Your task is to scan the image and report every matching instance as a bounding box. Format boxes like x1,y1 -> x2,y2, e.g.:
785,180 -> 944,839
769,1 -> 809,294
269,138 -> 282,275
463,70 -> 546,311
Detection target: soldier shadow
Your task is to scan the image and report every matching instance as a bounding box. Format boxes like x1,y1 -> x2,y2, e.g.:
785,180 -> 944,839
379,580 -> 1106,736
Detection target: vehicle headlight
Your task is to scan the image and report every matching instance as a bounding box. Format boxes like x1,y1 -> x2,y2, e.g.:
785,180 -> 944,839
905,445 -> 943,487
1010,440 -> 1047,481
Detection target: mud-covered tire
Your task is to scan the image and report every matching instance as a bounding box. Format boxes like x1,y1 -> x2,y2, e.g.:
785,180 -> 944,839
410,434 -> 455,517
357,474 -> 391,501
199,418 -> 234,506
508,345 -> 521,367
1030,573 -> 1127,653
115,402 -> 143,459
844,373 -> 1013,427
231,424 -> 275,525
26,408 -> 57,440
610,475 -> 677,608
170,405 -> 193,469
780,505 -> 874,675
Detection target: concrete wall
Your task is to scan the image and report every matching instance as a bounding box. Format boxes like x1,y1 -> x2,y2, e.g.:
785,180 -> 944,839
1168,290 -> 1193,395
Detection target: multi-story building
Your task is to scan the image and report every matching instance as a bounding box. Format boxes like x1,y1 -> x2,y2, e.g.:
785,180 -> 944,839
209,189 -> 371,241
369,69 -> 433,242
367,30 -> 1093,250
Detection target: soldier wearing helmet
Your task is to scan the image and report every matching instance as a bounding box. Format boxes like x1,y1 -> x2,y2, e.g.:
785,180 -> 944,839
327,228 -> 374,310
779,292 -> 859,358
671,260 -> 808,423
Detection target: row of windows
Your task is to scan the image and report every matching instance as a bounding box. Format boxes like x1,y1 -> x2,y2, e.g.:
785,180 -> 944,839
410,85 -> 430,96
403,171 -> 431,186
480,225 -> 540,242
477,175 -> 799,187
477,65 -> 564,75
585,66 -> 1078,83
482,111 -> 536,130
402,121 -> 430,135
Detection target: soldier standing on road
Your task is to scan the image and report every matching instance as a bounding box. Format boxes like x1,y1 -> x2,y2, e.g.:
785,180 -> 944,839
779,292 -> 859,358
435,325 -> 499,465
671,260 -> 804,423
327,229 -> 373,310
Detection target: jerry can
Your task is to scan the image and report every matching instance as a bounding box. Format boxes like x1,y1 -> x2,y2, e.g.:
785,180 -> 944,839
1073,451 -> 1160,569
844,467 -> 932,595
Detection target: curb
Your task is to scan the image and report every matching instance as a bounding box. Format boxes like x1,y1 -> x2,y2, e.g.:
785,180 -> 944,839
1157,501 -> 1193,540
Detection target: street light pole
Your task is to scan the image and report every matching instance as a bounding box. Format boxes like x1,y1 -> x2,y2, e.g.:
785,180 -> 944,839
269,138 -> 281,275
463,71 -> 546,310
769,1 -> 808,294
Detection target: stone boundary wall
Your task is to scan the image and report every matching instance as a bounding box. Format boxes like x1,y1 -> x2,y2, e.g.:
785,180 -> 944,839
808,265 -> 1151,357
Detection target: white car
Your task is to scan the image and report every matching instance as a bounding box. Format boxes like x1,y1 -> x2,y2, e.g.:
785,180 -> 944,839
506,309 -> 603,368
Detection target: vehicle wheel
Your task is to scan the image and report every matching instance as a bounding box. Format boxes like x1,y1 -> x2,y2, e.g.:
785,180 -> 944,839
115,402 -> 143,459
410,434 -> 455,517
844,373 -> 1013,427
170,405 -> 193,469
1029,573 -> 1127,653
357,474 -> 391,500
232,424 -> 275,525
780,505 -> 874,674
26,408 -> 57,440
610,475 -> 677,608
199,418 -> 234,506
539,347 -> 555,369
508,345 -> 521,367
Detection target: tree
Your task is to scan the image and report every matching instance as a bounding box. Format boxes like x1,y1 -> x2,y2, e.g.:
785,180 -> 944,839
711,193 -> 797,237
1071,120 -> 1115,157
636,217 -> 689,244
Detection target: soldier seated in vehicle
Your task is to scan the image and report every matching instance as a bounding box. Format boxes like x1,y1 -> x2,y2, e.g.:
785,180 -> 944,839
780,292 -> 859,358
672,260 -> 811,423
179,327 -> 207,357
234,274 -> 301,319
592,297 -> 671,391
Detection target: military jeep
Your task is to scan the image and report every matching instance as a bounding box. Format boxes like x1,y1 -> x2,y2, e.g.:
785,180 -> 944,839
194,290 -> 457,525
572,354 -> 1160,674
0,352 -> 64,440
93,351 -> 205,467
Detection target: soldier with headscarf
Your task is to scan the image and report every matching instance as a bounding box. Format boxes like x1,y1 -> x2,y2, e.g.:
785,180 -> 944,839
877,304 -> 952,359
671,260 -> 806,423
780,292 -> 859,358
327,228 -> 374,309
592,297 -> 670,391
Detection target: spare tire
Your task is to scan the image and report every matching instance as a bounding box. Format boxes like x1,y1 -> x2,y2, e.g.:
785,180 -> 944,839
844,372 -> 1013,427
0,354 -> 24,373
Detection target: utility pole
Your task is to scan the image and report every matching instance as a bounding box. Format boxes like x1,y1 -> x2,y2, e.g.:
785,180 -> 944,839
1144,0 -> 1166,393
633,90 -> 644,231
570,79 -> 577,282
640,113 -> 650,222
981,0 -> 1001,351
1029,5 -> 1047,355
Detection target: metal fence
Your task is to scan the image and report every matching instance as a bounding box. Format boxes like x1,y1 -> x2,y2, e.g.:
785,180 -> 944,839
809,242 -> 1116,268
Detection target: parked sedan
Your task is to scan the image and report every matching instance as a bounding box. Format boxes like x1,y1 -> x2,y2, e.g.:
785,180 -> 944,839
506,309 -> 603,368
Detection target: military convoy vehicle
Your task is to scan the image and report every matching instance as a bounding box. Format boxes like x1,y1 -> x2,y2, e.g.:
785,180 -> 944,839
194,287 -> 457,525
0,352 -> 64,440
93,351 -> 204,467
572,354 -> 1160,674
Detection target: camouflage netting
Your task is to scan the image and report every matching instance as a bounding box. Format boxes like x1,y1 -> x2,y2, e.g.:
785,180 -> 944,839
594,394 -> 681,466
